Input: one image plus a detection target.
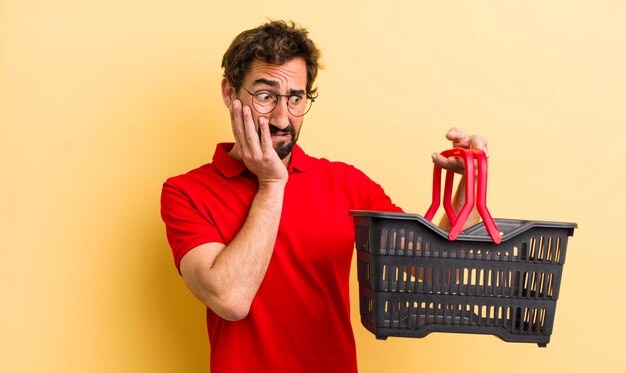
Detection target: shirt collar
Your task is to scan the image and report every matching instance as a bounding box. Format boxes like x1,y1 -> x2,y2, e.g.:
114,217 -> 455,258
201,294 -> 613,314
213,143 -> 246,178
213,142 -> 312,178
288,144 -> 312,173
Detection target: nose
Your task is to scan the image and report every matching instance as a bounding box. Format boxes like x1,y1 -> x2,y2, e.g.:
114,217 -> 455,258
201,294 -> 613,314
268,97 -> 291,129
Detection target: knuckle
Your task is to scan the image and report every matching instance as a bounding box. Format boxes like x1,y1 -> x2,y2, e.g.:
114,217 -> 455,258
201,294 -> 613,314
245,131 -> 257,142
252,153 -> 264,163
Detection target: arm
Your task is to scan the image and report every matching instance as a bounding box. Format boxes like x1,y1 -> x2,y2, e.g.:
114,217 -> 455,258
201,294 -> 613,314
179,101 -> 287,321
431,128 -> 489,230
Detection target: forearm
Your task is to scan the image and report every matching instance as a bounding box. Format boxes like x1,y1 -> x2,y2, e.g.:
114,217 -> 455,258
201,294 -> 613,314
188,182 -> 286,320
438,175 -> 480,231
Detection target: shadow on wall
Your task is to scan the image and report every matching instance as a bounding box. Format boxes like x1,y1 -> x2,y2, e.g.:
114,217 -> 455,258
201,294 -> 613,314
144,199 -> 211,371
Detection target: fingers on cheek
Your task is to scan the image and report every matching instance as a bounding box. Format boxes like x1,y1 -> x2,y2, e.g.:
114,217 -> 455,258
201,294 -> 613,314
232,120 -> 242,141
260,119 -> 273,149
241,107 -> 256,132
231,105 -> 243,136
232,100 -> 241,118
258,117 -> 268,136
242,106 -> 251,121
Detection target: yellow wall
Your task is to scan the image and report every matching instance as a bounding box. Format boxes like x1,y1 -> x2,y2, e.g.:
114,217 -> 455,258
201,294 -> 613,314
2,1 -> 625,371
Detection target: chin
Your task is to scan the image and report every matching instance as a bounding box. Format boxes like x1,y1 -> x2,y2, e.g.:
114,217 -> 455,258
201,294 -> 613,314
275,142 -> 295,160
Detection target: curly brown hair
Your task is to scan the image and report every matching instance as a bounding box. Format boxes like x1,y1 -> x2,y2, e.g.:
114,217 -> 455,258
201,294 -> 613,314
221,20 -> 322,96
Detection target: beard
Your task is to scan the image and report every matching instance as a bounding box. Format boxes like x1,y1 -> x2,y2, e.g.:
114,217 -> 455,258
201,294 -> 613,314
259,123 -> 298,160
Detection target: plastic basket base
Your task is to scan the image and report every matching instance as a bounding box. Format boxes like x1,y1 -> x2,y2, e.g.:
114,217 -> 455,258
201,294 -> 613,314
362,319 -> 550,347
360,288 -> 555,347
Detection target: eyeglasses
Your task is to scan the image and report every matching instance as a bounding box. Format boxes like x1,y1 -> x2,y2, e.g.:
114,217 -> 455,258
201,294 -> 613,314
240,86 -> 316,117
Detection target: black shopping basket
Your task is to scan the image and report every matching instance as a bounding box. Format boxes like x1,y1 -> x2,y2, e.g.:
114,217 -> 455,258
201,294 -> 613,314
351,148 -> 577,347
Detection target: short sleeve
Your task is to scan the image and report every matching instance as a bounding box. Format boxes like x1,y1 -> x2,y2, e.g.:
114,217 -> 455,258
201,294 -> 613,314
160,179 -> 224,271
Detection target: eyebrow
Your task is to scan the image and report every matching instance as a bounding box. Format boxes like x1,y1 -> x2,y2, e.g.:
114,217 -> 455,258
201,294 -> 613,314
252,78 -> 306,95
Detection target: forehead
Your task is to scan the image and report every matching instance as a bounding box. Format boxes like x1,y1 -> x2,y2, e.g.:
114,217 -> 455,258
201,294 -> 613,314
244,57 -> 307,89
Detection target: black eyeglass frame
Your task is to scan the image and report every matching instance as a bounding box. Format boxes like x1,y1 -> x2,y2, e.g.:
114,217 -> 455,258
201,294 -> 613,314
240,86 -> 316,117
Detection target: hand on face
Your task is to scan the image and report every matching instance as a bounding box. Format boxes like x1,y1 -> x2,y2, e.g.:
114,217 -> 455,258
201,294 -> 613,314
230,99 -> 288,186
431,127 -> 489,175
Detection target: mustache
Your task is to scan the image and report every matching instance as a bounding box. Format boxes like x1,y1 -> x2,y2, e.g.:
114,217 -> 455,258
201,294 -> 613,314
269,124 -> 295,135
257,123 -> 296,137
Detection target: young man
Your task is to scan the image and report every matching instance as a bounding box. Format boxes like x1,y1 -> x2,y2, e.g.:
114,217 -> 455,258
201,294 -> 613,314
161,20 -> 488,373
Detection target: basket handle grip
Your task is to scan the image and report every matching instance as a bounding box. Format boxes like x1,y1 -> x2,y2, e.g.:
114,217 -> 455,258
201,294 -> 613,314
424,148 -> 501,243
469,148 -> 502,244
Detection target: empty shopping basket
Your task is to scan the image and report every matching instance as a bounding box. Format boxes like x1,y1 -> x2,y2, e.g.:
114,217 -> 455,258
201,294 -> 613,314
350,148 -> 576,347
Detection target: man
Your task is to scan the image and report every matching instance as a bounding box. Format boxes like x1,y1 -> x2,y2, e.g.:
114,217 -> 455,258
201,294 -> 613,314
160,20 -> 488,373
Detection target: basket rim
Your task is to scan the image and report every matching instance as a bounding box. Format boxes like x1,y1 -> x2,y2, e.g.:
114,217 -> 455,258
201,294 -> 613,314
349,210 -> 577,242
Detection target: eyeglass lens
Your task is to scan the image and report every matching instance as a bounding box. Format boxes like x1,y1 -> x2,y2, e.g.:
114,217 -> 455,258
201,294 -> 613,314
252,91 -> 313,116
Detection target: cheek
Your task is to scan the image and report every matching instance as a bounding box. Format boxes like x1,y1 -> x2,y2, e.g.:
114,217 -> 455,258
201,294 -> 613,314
292,119 -> 304,136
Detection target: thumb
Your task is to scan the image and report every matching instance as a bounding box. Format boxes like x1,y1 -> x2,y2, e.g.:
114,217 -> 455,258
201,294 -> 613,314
446,127 -> 466,142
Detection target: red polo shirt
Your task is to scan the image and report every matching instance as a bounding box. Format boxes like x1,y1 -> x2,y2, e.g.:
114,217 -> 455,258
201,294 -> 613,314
161,143 -> 402,373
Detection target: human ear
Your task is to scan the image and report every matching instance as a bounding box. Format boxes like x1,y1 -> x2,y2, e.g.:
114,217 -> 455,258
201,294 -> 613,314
221,78 -> 236,107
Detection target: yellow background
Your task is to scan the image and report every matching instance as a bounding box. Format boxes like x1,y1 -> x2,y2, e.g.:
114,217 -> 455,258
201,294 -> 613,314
2,1 -> 625,372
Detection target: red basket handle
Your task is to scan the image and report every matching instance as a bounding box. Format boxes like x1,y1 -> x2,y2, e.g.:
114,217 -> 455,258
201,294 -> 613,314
424,148 -> 501,244
469,149 -> 501,244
